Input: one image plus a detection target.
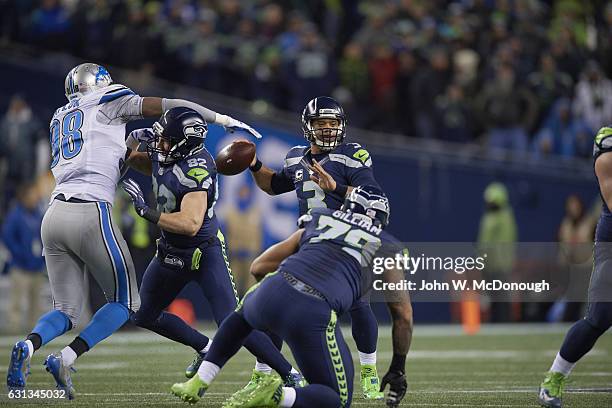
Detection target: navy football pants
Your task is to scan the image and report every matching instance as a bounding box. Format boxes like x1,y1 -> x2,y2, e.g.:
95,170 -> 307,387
132,236 -> 291,377
207,272 -> 354,408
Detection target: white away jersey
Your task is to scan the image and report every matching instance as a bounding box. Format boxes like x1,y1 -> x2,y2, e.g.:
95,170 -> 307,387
49,84 -> 143,203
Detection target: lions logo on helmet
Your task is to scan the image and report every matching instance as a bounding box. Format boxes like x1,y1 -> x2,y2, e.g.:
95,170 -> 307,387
64,63 -> 113,101
148,107 -> 208,165
302,96 -> 347,151
342,185 -> 390,228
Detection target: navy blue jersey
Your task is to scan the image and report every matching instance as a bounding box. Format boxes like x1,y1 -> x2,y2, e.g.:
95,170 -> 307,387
152,148 -> 219,248
593,126 -> 612,242
279,207 -> 401,314
273,142 -> 380,215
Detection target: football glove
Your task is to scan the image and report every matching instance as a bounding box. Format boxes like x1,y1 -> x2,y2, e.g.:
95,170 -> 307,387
122,178 -> 160,223
380,369 -> 407,407
224,117 -> 262,139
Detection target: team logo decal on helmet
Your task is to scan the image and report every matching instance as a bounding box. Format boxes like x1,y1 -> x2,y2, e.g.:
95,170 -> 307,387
147,107 -> 208,165
64,63 -> 113,101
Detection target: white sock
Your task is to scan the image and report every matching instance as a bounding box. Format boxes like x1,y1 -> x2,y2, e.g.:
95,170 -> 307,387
550,352 -> 576,376
24,340 -> 34,358
201,339 -> 212,354
197,361 -> 220,384
254,362 -> 272,375
60,346 -> 77,367
290,367 -> 299,375
280,387 -> 296,408
359,351 -> 377,366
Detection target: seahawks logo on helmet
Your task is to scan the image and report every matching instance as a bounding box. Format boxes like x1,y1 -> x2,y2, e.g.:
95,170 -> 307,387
183,124 -> 207,139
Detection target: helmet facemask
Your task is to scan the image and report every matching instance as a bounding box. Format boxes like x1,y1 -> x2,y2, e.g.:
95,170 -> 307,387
304,117 -> 346,151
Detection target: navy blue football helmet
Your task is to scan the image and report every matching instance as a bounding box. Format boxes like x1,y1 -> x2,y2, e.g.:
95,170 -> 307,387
302,96 -> 346,151
342,185 -> 390,228
148,107 -> 207,164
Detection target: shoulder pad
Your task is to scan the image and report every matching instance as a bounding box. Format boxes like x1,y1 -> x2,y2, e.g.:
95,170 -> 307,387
98,85 -> 135,105
284,145 -> 308,168
594,127 -> 612,159
329,143 -> 372,168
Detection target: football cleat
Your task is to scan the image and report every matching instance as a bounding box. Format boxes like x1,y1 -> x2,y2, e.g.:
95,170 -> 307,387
361,364 -> 385,400
171,375 -> 209,404
185,351 -> 207,379
223,369 -> 271,407
283,371 -> 306,388
7,341 -> 31,389
538,371 -> 567,408
239,374 -> 283,408
44,353 -> 76,400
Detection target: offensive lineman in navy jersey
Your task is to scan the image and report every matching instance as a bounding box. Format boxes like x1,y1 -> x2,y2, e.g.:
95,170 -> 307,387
538,126 -> 612,408
119,108 -> 303,392
246,96 -> 386,399
171,186 -> 413,408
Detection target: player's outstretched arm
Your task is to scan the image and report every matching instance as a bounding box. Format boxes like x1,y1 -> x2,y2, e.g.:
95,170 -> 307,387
595,152 -> 612,212
250,229 -> 304,281
380,266 -> 413,408
141,97 -> 261,139
157,191 -> 207,237
249,153 -> 295,196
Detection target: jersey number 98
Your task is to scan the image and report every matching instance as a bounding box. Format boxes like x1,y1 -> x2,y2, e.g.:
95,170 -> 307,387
50,110 -> 84,168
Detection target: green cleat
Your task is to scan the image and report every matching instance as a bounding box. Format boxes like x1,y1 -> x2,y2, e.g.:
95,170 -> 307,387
361,364 -> 384,400
185,351 -> 206,379
171,375 -> 209,405
240,374 -> 283,408
538,371 -> 567,408
222,369 -> 271,407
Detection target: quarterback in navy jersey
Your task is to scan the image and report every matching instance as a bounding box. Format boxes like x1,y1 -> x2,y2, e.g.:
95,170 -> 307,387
247,96 -> 385,399
171,186 -> 413,408
120,108 -> 302,392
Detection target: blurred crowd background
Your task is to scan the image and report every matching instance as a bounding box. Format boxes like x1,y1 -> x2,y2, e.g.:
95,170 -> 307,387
1,0 -> 612,156
0,0 -> 609,329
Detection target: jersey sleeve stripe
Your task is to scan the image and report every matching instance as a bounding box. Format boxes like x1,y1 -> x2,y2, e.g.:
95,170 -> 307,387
98,89 -> 135,105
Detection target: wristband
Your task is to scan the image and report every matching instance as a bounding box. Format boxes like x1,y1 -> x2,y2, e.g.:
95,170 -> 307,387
334,183 -> 348,197
390,354 -> 406,373
142,207 -> 161,224
250,159 -> 263,172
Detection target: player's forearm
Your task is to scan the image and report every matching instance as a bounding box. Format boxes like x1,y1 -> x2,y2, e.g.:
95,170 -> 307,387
390,303 -> 413,356
158,212 -> 204,237
250,166 -> 276,195
126,151 -> 152,175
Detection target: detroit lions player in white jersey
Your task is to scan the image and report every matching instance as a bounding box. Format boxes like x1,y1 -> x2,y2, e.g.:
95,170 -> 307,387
6,62 -> 262,398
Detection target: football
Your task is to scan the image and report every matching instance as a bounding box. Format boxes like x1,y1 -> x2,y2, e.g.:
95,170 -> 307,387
215,140 -> 256,175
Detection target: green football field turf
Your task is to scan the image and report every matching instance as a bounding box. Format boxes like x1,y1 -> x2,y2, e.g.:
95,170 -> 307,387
1,324 -> 611,407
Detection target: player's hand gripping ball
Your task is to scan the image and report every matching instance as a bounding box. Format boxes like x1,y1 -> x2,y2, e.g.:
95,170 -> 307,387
215,140 -> 256,175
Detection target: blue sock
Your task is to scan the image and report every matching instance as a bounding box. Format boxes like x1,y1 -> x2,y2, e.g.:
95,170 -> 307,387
350,303 -> 378,354
78,302 -> 130,349
295,384 -> 341,408
31,310 -> 72,346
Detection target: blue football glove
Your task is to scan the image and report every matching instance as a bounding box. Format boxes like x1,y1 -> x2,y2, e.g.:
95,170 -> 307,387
121,179 -> 160,223
225,117 -> 262,139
